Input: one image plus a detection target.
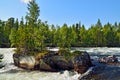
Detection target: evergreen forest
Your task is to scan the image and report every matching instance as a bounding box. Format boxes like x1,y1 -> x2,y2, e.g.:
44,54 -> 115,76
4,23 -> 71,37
0,0 -> 120,54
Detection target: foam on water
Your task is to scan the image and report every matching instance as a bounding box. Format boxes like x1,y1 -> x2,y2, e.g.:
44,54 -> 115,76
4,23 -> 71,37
0,48 -> 15,63
0,70 -> 80,80
0,48 -> 80,80
0,48 -> 18,73
1,47 -> 120,80
73,47 -> 120,55
48,47 -> 59,51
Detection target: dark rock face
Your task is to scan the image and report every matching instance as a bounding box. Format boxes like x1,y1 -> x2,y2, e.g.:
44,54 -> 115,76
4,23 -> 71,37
43,56 -> 73,70
13,54 -> 20,66
79,61 -> 120,80
0,54 -> 5,68
0,54 -> 3,60
74,52 -> 92,74
39,59 -> 56,71
13,51 -> 92,74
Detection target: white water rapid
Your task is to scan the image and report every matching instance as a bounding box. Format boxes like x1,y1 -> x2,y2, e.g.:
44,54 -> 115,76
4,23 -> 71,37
1,47 -> 120,80
0,48 -> 82,80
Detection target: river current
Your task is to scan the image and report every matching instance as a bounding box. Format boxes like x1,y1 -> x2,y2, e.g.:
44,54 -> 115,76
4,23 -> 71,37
0,48 -> 120,80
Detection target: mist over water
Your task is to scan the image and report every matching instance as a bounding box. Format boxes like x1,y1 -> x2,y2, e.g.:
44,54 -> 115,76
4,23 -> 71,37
0,48 -> 120,80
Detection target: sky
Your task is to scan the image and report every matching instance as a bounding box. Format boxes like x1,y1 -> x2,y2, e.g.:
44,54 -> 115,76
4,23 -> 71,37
0,0 -> 120,28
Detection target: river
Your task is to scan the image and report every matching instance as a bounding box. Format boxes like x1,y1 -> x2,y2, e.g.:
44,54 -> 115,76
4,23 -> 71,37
0,48 -> 120,80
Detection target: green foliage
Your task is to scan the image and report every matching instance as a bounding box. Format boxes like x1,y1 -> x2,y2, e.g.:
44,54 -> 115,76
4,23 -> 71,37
1,0 -> 120,52
0,19 -> 11,47
9,28 -> 17,47
79,25 -> 87,46
58,48 -> 71,56
71,51 -> 82,56
58,24 -> 71,48
12,0 -> 45,55
2,17 -> 120,49
34,26 -> 46,52
58,48 -> 72,60
25,0 -> 40,26
34,51 -> 48,60
58,49 -> 83,61
0,22 -> 4,47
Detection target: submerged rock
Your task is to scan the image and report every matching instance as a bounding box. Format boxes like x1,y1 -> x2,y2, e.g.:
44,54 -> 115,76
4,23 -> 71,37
0,54 -> 5,68
0,63 -> 5,68
99,55 -> 118,63
0,54 -> 3,60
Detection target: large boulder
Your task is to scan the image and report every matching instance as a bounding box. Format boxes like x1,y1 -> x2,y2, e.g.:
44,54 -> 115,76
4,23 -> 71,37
42,55 -> 73,71
39,59 -> 56,71
13,54 -> 35,70
13,50 -> 92,74
19,56 -> 35,70
80,62 -> 120,80
73,51 -> 92,74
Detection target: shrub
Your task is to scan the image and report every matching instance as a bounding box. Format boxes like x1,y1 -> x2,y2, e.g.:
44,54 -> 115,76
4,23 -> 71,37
34,51 -> 48,60
71,51 -> 82,56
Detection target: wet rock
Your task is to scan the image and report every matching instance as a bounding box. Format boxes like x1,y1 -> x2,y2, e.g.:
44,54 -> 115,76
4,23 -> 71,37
80,61 -> 120,80
13,54 -> 20,66
0,63 -> 5,68
0,54 -> 3,60
39,59 -> 56,71
19,56 -> 35,70
13,50 -> 92,73
74,51 -> 92,74
0,54 -> 5,68
99,55 -> 118,63
42,55 -> 73,70
13,54 -> 35,70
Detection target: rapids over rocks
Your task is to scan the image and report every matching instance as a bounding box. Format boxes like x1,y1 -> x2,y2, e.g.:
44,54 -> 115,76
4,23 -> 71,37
0,48 -> 120,80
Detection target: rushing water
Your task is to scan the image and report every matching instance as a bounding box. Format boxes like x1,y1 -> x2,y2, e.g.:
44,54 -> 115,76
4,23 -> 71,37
0,48 -> 120,80
0,48 -> 81,80
72,47 -> 120,61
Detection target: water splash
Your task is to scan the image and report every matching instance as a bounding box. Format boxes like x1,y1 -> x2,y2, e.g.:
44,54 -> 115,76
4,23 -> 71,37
0,48 -> 80,80
1,47 -> 119,80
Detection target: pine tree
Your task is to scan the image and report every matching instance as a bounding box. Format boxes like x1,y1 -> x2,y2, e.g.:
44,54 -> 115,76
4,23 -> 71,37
25,0 -> 40,26
9,0 -> 42,54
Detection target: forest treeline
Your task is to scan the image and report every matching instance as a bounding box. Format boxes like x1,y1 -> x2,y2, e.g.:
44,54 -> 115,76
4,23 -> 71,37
1,18 -> 120,48
1,0 -> 120,52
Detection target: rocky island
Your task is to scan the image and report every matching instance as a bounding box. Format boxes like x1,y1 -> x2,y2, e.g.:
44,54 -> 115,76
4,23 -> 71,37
13,49 -> 92,74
